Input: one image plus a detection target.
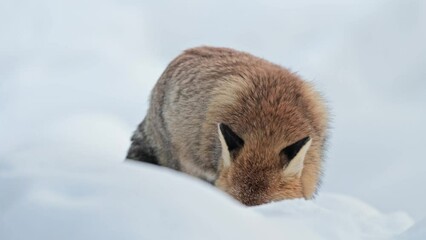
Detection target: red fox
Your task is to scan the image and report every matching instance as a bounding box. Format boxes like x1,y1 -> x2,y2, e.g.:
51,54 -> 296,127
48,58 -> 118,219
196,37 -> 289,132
127,46 -> 329,206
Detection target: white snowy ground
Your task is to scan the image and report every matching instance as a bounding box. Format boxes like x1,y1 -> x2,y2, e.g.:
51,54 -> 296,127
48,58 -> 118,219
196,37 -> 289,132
0,158 -> 415,240
1,0 -> 425,239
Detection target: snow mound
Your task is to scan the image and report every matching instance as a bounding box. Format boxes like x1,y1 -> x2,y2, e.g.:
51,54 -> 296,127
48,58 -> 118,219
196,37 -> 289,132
257,195 -> 413,240
0,159 -> 415,240
397,218 -> 426,240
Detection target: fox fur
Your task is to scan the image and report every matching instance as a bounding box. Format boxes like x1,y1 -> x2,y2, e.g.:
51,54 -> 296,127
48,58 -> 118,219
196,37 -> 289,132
127,46 -> 329,206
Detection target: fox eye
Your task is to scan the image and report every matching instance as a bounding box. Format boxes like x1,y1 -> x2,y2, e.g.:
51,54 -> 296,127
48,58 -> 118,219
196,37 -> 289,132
219,123 -> 244,152
280,136 -> 310,165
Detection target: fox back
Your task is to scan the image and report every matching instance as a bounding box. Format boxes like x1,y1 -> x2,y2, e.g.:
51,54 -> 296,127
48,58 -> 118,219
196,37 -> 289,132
127,46 -> 329,206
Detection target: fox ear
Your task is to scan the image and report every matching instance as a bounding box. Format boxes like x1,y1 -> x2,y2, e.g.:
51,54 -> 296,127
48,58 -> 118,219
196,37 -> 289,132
218,123 -> 244,167
282,136 -> 312,177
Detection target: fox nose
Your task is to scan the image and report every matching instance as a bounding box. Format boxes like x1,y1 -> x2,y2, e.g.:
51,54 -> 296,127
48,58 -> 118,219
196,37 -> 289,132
238,193 -> 268,206
240,197 -> 267,206
234,180 -> 270,206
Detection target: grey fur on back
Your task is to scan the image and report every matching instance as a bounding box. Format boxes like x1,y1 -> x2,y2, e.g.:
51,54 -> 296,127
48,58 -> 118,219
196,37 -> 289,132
127,47 -> 233,181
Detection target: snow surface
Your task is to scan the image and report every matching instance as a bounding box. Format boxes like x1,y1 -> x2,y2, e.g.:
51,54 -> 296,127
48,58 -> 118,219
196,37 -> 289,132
0,159 -> 414,240
1,0 -> 425,239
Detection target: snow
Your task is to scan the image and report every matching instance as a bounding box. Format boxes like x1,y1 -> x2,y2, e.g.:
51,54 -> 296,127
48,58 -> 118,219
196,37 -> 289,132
1,0 -> 425,238
0,159 -> 414,240
398,219 -> 426,240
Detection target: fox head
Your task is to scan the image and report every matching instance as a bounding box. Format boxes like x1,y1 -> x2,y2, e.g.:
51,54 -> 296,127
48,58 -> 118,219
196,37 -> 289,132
215,123 -> 313,206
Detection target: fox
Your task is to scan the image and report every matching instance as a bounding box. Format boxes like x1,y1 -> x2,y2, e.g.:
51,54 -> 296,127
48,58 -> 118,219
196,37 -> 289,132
127,46 -> 329,206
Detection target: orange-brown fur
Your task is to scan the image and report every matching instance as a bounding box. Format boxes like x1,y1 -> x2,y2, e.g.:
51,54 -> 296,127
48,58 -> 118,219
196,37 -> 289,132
127,46 -> 329,206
